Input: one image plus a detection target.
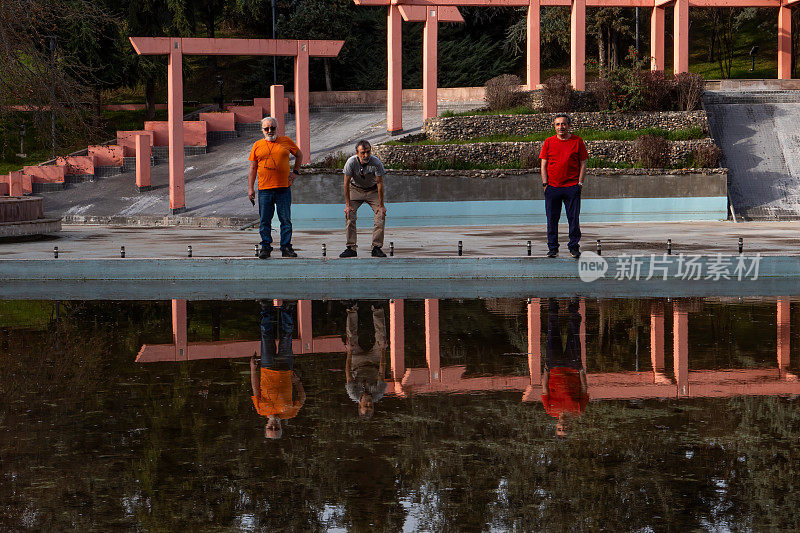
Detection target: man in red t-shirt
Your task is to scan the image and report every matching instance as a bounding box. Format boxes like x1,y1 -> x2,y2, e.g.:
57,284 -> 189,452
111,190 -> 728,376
539,113 -> 588,259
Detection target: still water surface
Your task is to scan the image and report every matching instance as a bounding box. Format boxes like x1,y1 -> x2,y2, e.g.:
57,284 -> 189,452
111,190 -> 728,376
2,297 -> 799,531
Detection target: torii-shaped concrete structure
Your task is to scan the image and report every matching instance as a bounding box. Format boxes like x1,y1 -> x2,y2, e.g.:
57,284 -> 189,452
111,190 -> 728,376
129,37 -> 344,213
355,0 -> 796,134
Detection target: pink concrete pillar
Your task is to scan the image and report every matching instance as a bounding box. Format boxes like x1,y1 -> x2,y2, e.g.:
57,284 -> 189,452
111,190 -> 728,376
778,6 -> 792,80
650,7 -> 665,71
294,41 -> 310,164
135,134 -> 151,192
270,84 -> 285,137
650,301 -> 665,373
673,0 -> 689,75
425,299 -> 440,381
167,41 -> 186,214
526,0 -> 541,90
8,171 -> 24,196
388,5 -> 403,133
570,0 -> 586,91
673,302 -> 689,397
527,298 -> 541,385
172,299 -> 188,361
390,299 -> 405,381
423,7 -> 439,120
298,300 -> 312,353
778,298 -> 791,372
579,297 -> 587,369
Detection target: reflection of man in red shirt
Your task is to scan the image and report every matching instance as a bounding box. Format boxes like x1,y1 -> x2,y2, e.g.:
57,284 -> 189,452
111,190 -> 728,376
542,298 -> 588,437
539,113 -> 589,259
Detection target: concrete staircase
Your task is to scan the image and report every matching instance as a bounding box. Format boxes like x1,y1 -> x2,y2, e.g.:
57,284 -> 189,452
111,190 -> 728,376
705,90 -> 800,220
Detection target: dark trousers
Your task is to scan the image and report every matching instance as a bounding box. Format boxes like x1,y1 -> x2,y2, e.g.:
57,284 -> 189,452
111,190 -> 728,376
260,302 -> 294,370
258,187 -> 292,250
545,184 -> 581,252
545,299 -> 582,370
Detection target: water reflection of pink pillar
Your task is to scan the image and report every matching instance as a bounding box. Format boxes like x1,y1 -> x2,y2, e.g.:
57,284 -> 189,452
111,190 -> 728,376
298,300 -> 312,352
173,299 -> 188,360
390,299 -> 405,381
425,299 -> 440,381
650,7 -> 665,71
579,298 -> 587,369
422,7 -> 439,120
673,301 -> 689,396
570,0 -> 586,91
777,298 -> 790,374
387,5 -> 403,133
673,0 -> 689,74
528,298 -> 541,385
526,0 -> 541,89
270,85 -> 285,136
650,301 -> 671,384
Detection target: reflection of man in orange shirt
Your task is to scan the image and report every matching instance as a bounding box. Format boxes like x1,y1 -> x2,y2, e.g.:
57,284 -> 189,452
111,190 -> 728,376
249,300 -> 305,439
542,298 -> 588,437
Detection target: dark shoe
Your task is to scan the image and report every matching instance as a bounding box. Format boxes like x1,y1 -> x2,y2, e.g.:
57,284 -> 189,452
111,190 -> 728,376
281,246 -> 298,258
570,248 -> 581,259
546,249 -> 558,258
371,246 -> 387,258
258,247 -> 272,259
339,247 -> 357,258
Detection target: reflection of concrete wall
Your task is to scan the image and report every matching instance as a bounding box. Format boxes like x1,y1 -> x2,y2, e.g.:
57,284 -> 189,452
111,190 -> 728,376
424,111 -> 709,141
374,139 -> 719,168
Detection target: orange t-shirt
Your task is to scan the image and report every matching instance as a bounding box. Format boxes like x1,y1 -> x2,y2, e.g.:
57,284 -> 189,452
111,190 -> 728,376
251,368 -> 302,419
541,368 -> 589,418
248,137 -> 299,190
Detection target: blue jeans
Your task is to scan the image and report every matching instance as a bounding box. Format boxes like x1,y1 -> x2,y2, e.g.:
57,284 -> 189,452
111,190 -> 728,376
259,302 -> 294,370
545,299 -> 582,370
258,187 -> 292,250
545,184 -> 581,252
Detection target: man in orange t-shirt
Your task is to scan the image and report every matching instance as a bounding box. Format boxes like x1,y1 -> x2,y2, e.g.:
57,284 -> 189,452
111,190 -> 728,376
247,117 -> 304,259
249,300 -> 305,439
541,298 -> 588,437
539,113 -> 588,259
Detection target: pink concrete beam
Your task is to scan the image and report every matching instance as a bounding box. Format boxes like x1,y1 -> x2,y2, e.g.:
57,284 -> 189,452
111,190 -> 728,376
398,5 -> 463,21
570,0 -> 586,90
423,7 -> 439,120
778,5 -> 792,79
270,85 -> 286,136
527,298 -> 541,385
390,299 -> 406,381
129,36 -> 172,55
388,5 -> 403,133
172,299 -> 188,361
425,299 -> 440,381
294,41 -> 311,164
198,112 -> 236,132
673,0 -> 689,74
527,0 -> 541,89
135,134 -> 151,190
777,298 -> 790,371
689,0 -> 779,5
308,40 -> 346,57
168,41 -> 186,213
651,7 -> 665,71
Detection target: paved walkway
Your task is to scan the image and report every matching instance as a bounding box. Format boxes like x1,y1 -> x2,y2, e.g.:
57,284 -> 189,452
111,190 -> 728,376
0,221 -> 797,259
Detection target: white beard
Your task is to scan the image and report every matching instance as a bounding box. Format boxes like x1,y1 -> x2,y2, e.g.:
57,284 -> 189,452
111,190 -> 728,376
266,133 -> 277,142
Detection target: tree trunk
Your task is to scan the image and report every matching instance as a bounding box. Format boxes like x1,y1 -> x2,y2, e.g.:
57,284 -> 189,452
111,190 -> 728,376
323,58 -> 333,91
145,77 -> 156,121
598,27 -> 607,74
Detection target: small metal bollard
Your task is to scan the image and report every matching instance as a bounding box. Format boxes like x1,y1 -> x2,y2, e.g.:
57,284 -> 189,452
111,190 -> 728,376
322,243 -> 327,257
458,241 -> 463,256
53,246 -> 58,259
666,239 -> 672,255
187,245 -> 192,257
596,239 -> 602,256
526,241 -> 531,256
389,242 -> 394,257
120,246 -> 126,258
254,244 -> 259,257
738,237 -> 743,254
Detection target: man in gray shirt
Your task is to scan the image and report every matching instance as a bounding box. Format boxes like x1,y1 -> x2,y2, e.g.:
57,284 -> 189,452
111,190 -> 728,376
340,140 -> 387,258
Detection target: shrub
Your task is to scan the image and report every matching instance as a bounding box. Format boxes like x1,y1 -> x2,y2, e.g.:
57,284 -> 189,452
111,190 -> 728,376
674,72 -> 705,111
634,134 -> 668,168
589,78 -> 614,111
318,151 -> 348,169
519,144 -> 540,168
692,144 -> 723,167
541,75 -> 574,113
641,70 -> 673,111
484,74 -> 522,111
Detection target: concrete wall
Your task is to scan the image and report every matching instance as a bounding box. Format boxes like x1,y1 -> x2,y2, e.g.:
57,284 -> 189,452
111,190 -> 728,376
0,196 -> 43,222
424,111 -> 709,141
116,131 -> 154,156
88,145 -> 125,166
56,155 -> 96,176
198,112 -> 235,132
226,106 -> 262,124
144,121 -> 208,146
23,165 -> 66,184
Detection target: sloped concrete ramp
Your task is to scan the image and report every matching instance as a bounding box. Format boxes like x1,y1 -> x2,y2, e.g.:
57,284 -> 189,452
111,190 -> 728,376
705,91 -> 800,220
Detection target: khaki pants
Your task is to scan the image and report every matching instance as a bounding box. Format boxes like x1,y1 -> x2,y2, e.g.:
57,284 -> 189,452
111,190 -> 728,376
346,186 -> 385,249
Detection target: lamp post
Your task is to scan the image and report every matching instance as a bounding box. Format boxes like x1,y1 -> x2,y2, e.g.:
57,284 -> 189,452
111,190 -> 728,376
749,45 -> 759,71
17,123 -> 26,158
216,75 -> 224,110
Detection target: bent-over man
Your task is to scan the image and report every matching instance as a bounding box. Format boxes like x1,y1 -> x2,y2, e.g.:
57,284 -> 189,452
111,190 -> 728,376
339,140 -> 387,258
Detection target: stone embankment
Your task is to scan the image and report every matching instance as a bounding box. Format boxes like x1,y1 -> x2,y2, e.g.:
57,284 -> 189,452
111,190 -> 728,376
423,111 -> 708,141
374,139 -> 718,168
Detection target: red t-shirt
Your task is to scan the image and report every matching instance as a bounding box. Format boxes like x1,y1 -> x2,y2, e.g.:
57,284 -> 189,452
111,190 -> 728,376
539,135 -> 589,187
541,368 -> 589,418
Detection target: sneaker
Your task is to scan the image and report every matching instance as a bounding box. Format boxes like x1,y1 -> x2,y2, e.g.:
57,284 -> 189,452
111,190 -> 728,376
339,247 -> 357,258
570,249 -> 581,259
371,246 -> 387,258
546,249 -> 558,258
258,247 -> 271,259
281,246 -> 298,258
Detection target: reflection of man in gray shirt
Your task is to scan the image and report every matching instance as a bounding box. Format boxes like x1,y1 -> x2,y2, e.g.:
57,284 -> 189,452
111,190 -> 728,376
345,302 -> 388,418
339,140 -> 387,258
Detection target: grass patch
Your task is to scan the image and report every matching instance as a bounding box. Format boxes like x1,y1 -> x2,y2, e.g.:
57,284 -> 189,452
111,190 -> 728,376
586,158 -> 635,169
440,105 -> 539,118
387,156 -> 697,171
385,126 -> 706,146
